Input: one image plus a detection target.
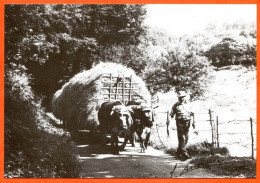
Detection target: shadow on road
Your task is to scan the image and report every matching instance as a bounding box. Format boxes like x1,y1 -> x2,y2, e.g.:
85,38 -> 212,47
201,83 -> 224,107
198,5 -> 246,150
75,131 -> 218,178
75,131 -> 189,178
78,143 -> 179,178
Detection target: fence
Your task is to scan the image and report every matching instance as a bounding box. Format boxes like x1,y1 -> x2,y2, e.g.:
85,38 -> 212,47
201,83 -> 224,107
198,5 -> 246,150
154,109 -> 256,159
216,116 -> 256,160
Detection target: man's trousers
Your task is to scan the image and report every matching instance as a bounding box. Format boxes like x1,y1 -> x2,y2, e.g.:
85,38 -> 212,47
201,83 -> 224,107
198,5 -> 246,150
176,119 -> 191,155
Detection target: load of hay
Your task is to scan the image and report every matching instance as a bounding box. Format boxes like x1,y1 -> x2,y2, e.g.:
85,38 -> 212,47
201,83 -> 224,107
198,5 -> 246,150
52,62 -> 151,131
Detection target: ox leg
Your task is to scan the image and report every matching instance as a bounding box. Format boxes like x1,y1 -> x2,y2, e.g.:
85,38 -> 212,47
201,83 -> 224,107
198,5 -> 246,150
136,130 -> 145,153
130,131 -> 136,147
114,135 -> 120,155
129,125 -> 136,147
140,139 -> 145,153
121,128 -> 135,149
120,133 -> 128,150
111,132 -> 115,149
121,129 -> 132,150
144,132 -> 151,149
144,128 -> 151,149
111,132 -> 119,155
100,129 -> 107,146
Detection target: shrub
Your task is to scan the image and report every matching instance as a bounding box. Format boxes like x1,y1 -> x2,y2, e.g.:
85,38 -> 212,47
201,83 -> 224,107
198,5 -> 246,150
143,44 -> 213,99
205,37 -> 256,67
4,63 -> 80,178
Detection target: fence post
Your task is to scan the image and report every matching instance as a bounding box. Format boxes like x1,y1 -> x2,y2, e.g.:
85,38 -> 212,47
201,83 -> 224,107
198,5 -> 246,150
209,109 -> 214,154
115,77 -> 119,100
109,73 -> 112,101
216,116 -> 219,148
166,111 -> 170,136
129,75 -> 133,101
250,117 -> 254,160
122,74 -> 125,104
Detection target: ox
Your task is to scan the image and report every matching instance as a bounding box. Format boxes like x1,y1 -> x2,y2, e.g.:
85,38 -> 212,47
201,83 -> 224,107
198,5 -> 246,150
98,101 -> 133,154
121,101 -> 155,153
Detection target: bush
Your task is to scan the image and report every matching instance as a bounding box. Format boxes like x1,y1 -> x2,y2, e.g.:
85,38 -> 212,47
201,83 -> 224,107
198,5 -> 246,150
143,44 -> 213,99
205,37 -> 256,67
4,63 -> 80,178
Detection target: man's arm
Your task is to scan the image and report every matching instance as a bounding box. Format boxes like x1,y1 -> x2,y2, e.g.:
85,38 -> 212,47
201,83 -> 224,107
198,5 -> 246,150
191,112 -> 195,129
170,103 -> 177,118
168,103 -> 176,126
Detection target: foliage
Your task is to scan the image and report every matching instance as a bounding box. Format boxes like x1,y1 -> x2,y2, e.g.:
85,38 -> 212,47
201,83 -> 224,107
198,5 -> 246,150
4,4 -> 256,178
143,36 -> 213,99
4,63 -> 80,178
204,22 -> 256,67
205,37 -> 256,67
5,5 -> 257,106
97,44 -> 148,76
191,157 -> 256,178
5,4 -> 147,109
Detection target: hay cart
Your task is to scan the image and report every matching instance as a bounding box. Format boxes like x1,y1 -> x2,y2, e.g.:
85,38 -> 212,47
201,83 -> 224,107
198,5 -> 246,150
100,74 -> 142,105
52,62 -> 151,133
74,74 -> 144,141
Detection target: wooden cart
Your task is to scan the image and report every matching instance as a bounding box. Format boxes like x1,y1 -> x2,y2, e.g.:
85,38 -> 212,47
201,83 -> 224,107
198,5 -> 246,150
100,74 -> 142,105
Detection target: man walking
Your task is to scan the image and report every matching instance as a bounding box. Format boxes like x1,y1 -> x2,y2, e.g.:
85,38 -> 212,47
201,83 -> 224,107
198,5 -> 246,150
170,91 -> 195,160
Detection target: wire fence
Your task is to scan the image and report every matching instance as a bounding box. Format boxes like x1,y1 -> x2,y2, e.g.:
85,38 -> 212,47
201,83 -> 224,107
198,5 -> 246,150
153,109 -> 256,159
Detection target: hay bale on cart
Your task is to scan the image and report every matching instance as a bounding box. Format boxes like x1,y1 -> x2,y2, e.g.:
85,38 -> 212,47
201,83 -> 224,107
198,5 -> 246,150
52,62 -> 151,131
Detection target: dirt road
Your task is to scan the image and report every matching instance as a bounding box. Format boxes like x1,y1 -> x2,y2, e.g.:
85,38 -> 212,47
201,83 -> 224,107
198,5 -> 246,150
77,132 -> 219,178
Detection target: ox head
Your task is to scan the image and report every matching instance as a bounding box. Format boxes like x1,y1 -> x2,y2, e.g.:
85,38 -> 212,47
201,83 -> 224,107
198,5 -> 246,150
127,103 -> 156,127
111,106 -> 133,129
139,105 -> 154,127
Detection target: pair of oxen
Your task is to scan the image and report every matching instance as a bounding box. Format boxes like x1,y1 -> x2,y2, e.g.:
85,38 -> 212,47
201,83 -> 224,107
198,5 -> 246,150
98,100 -> 155,154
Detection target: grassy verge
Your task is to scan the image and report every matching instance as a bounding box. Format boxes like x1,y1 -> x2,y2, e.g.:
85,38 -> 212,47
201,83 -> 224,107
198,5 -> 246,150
165,142 -> 255,178
165,142 -> 229,157
191,156 -> 256,178
5,64 -> 81,178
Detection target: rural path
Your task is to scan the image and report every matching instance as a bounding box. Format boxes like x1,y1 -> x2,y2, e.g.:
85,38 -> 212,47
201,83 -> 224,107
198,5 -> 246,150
77,131 -> 219,178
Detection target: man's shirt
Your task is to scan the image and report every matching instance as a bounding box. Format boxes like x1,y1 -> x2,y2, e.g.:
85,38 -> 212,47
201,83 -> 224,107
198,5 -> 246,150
171,101 -> 192,121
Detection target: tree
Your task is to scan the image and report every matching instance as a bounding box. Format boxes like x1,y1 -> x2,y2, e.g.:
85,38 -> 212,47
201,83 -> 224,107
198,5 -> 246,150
205,37 -> 256,67
142,33 -> 213,99
203,21 -> 256,67
5,4 -> 147,109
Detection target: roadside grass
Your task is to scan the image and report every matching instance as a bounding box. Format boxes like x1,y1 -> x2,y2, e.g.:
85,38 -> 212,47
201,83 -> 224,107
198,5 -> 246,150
165,141 -> 229,160
165,142 -> 229,157
165,142 -> 255,178
191,156 -> 256,178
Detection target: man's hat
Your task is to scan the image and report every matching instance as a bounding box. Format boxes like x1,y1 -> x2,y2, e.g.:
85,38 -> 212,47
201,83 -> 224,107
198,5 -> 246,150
177,91 -> 186,98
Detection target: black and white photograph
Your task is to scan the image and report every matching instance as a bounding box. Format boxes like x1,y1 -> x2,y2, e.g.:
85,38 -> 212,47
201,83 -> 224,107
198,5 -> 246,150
4,4 -> 257,178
